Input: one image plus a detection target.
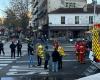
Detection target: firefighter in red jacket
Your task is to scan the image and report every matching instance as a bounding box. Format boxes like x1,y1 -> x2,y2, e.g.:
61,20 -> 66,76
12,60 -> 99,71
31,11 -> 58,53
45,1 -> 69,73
75,41 -> 80,61
79,41 -> 86,64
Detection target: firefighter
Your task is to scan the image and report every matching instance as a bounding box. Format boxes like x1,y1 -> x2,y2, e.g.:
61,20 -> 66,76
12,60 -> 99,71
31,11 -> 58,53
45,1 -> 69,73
37,43 -> 44,66
79,41 -> 86,64
75,41 -> 80,61
58,45 -> 65,70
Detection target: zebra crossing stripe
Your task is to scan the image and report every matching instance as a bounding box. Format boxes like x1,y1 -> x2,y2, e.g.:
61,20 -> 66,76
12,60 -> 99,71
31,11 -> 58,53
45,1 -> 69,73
0,61 -> 13,64
0,64 -> 8,66
0,67 -> 2,69
39,72 -> 49,74
6,71 -> 37,76
9,69 -> 45,72
0,59 -> 16,61
12,66 -> 44,70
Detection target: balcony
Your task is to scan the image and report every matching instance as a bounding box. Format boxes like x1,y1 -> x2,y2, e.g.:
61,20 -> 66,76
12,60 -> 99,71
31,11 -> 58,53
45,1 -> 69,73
33,0 -> 38,8
32,6 -> 38,15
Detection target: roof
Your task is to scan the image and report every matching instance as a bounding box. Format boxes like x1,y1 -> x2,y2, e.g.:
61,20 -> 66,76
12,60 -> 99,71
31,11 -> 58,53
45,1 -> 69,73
49,4 -> 100,14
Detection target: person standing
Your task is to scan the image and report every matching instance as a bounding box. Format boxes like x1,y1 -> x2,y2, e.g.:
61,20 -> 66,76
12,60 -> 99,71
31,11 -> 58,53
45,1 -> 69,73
10,41 -> 16,58
79,41 -> 86,64
75,41 -> 80,61
28,42 -> 34,67
16,40 -> 22,57
58,45 -> 65,70
44,46 -> 50,69
37,43 -> 44,66
52,48 -> 60,72
0,41 -> 5,55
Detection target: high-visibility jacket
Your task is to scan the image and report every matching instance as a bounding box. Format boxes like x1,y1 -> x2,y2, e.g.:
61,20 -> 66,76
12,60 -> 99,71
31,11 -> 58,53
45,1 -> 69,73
58,46 -> 65,56
37,44 -> 44,58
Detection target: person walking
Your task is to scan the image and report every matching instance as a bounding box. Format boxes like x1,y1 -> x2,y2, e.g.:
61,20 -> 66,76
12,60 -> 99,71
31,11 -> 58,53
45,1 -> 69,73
10,41 -> 16,58
0,41 -> 5,55
16,40 -> 22,57
52,48 -> 60,72
44,46 -> 50,69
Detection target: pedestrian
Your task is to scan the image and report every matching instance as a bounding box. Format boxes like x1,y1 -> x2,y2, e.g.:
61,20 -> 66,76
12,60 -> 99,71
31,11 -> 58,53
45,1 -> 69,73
44,46 -> 50,69
37,43 -> 44,66
10,41 -> 16,58
28,42 -> 34,67
52,48 -> 60,72
75,40 -> 80,61
58,45 -> 65,70
16,40 -> 22,57
79,41 -> 86,64
28,41 -> 31,56
0,41 -> 5,55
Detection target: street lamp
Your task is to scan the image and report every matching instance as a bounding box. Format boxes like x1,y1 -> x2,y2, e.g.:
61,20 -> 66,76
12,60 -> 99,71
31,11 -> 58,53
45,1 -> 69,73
92,0 -> 97,25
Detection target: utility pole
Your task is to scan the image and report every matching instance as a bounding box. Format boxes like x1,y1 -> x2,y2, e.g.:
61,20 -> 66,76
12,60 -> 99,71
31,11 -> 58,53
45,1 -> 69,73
92,0 -> 97,25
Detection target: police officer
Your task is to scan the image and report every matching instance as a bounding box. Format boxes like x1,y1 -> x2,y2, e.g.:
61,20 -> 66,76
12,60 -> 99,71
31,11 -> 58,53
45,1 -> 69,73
16,40 -> 22,57
10,41 -> 16,58
0,41 -> 5,55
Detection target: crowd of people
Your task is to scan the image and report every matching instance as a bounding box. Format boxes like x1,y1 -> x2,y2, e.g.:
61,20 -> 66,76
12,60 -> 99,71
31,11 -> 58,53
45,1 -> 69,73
28,39 -> 65,72
0,40 -> 22,58
0,38 -> 92,72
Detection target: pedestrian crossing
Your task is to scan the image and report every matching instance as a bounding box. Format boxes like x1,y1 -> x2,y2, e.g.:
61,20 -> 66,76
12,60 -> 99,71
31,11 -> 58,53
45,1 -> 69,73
0,56 -> 17,70
0,42 -> 28,75
6,65 -> 49,76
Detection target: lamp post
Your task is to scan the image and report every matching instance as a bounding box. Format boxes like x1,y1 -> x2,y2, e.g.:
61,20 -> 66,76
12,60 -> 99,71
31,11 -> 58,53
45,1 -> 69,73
92,0 -> 97,26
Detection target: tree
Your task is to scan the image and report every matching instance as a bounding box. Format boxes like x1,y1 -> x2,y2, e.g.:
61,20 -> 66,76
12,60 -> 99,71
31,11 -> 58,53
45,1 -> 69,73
3,0 -> 31,38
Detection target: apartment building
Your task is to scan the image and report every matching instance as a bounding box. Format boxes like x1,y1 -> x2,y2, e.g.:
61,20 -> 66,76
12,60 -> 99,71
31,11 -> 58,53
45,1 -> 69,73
32,0 -> 87,38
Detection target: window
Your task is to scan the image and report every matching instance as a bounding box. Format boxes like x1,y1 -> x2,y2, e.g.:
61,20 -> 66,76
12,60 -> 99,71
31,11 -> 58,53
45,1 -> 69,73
66,3 -> 69,7
66,3 -> 76,8
61,16 -> 65,24
89,16 -> 93,24
75,16 -> 79,24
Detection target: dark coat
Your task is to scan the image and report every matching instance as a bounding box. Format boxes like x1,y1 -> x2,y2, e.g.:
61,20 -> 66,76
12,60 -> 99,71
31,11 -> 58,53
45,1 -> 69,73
16,43 -> 22,50
0,43 -> 3,49
52,50 -> 60,62
10,43 -> 16,51
44,50 -> 50,61
28,43 -> 34,55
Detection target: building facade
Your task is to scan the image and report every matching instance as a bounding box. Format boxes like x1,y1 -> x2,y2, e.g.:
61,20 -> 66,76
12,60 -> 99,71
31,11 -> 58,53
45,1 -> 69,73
48,7 -> 100,40
32,0 -> 87,38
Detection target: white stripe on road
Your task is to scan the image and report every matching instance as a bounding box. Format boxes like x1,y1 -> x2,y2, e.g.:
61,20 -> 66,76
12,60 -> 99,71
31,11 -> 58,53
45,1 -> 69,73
9,69 -> 45,72
0,56 -> 11,58
0,64 -> 8,66
12,66 -> 44,70
6,71 -> 36,76
39,72 -> 49,75
0,59 -> 16,61
0,61 -> 13,64
0,67 -> 2,69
